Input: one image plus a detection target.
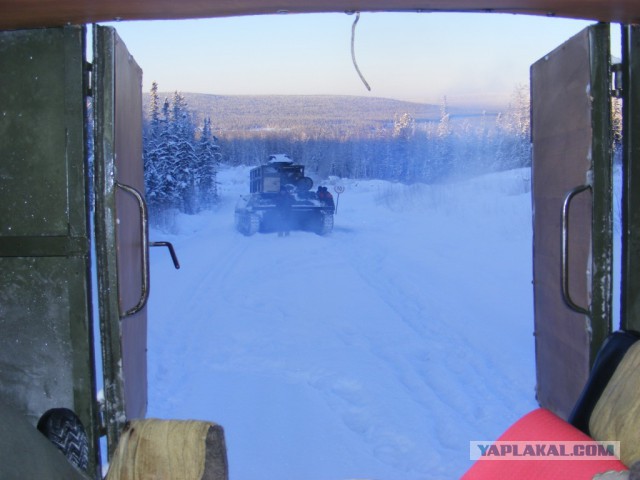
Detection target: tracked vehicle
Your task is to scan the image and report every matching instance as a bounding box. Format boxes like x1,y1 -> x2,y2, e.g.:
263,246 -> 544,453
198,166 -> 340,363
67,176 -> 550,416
235,154 -> 335,236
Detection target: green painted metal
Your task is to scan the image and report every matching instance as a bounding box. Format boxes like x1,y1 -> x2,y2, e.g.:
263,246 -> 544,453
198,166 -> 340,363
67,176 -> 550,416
621,26 -> 640,333
0,237 -> 88,257
93,25 -> 127,459
588,23 -> 614,363
0,26 -> 101,476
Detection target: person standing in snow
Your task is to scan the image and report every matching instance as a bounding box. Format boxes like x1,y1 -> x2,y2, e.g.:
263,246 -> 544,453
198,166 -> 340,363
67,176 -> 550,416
317,186 -> 334,208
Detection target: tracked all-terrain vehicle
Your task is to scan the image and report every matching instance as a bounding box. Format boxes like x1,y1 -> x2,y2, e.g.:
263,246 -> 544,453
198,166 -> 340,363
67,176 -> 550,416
235,154 -> 335,236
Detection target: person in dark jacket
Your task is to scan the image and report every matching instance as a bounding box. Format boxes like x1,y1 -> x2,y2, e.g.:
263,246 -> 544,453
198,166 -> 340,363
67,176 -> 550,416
316,186 -> 334,207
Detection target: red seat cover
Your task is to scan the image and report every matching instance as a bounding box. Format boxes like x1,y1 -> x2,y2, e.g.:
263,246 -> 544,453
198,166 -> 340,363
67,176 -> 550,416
461,408 -> 627,479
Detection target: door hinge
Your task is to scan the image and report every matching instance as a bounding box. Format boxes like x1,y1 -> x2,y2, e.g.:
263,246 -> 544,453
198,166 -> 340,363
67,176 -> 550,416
611,63 -> 623,98
85,61 -> 93,97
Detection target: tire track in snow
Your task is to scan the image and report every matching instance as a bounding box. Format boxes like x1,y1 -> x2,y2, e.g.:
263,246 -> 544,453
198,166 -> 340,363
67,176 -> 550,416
148,231 -> 251,412
146,172 -> 536,480
333,228 -> 531,463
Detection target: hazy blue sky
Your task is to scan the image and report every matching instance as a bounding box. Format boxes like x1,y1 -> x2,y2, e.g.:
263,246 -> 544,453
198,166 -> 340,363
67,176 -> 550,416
105,12 -> 608,107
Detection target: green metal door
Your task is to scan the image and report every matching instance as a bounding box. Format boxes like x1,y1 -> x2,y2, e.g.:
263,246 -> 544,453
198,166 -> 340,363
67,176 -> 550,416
93,25 -> 148,457
0,26 -> 100,474
531,23 -> 613,419
621,26 -> 640,332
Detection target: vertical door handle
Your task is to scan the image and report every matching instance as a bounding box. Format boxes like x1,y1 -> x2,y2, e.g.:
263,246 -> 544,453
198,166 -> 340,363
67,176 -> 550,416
561,184 -> 592,316
115,182 -> 150,317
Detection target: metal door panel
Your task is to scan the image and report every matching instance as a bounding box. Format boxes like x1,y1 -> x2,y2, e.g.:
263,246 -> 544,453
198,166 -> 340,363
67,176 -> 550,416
0,257 -> 77,415
0,26 -> 100,474
621,26 -> 640,332
114,31 -> 147,422
531,24 -> 612,419
93,25 -> 147,457
0,31 -> 69,236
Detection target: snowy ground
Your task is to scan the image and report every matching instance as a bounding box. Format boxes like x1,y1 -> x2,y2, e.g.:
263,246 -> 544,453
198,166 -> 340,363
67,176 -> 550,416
146,166 -> 538,480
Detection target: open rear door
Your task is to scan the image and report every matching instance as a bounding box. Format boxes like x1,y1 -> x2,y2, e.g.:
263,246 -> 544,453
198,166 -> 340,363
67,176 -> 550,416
0,26 -> 101,474
531,24 -> 613,419
93,25 -> 148,455
621,26 -> 640,333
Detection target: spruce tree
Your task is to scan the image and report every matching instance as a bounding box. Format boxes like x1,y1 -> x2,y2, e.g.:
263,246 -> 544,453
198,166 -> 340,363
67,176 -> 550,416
143,85 -> 222,219
196,117 -> 222,209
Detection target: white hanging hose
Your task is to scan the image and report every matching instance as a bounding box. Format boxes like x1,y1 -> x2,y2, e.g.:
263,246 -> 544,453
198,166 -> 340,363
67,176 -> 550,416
351,12 -> 371,91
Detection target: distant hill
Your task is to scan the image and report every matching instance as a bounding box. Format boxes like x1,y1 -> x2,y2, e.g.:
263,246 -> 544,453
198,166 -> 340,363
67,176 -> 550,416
144,93 -> 499,133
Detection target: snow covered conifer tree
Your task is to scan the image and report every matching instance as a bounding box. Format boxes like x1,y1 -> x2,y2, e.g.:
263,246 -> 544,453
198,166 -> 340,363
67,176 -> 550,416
427,96 -> 453,182
495,84 -> 531,170
149,81 -> 161,137
392,113 -> 415,181
144,82 -> 165,213
165,92 -> 198,213
144,87 -> 200,217
195,117 -> 222,209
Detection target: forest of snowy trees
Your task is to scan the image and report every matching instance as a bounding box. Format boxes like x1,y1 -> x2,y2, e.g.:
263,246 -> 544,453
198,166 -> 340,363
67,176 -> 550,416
143,82 -> 222,217
143,83 -> 532,217
220,86 -> 532,182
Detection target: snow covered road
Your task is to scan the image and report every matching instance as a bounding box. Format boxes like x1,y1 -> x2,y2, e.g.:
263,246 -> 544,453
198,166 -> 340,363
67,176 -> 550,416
146,167 -> 537,480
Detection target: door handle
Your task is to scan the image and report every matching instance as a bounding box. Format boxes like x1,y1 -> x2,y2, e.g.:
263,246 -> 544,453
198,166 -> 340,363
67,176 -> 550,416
561,184 -> 591,316
115,181 -> 150,317
150,241 -> 180,269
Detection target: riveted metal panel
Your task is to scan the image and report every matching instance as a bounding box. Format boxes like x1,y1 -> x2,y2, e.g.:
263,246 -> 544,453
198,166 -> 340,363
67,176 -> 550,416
531,23 -> 612,420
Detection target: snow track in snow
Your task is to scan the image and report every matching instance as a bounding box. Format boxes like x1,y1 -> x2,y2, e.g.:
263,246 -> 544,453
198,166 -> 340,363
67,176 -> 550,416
146,167 -> 537,480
